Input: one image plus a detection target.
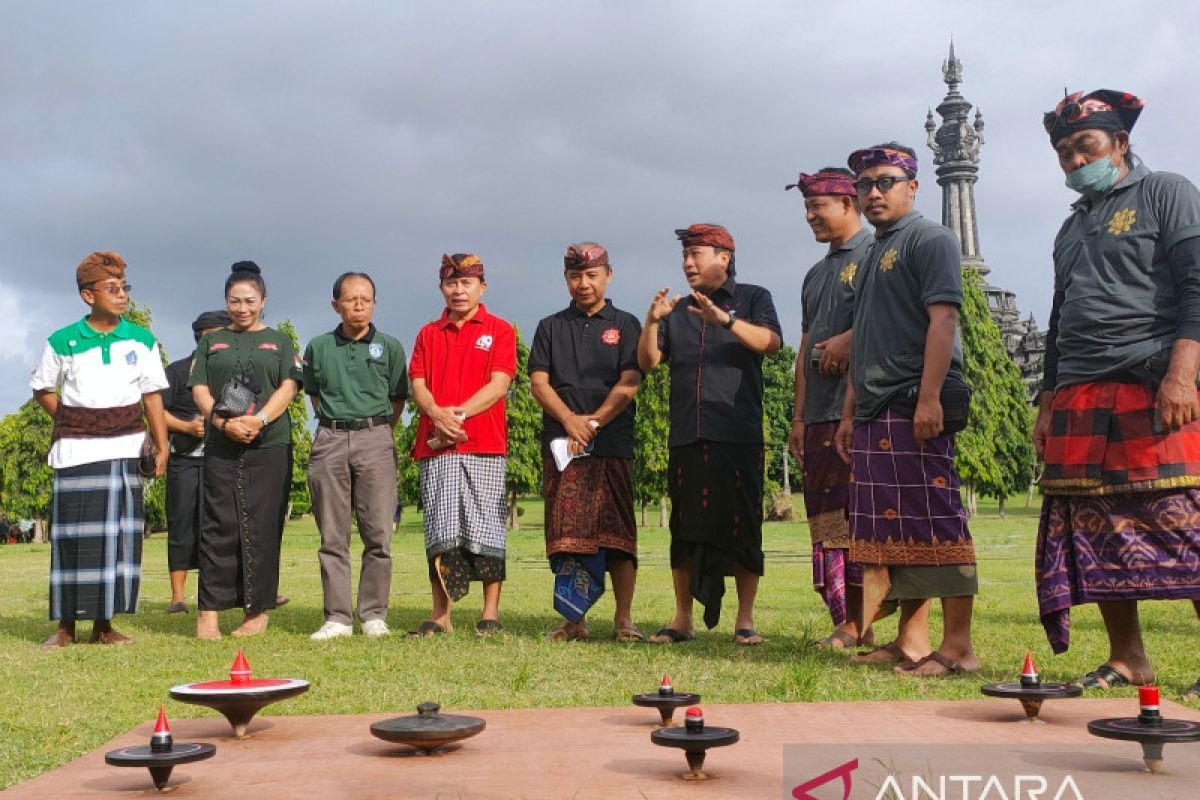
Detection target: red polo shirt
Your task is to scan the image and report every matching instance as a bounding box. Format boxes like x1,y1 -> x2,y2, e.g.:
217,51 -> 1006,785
409,304 -> 517,460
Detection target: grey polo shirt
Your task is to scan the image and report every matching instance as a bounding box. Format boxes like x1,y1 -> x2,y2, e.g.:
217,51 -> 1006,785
800,228 -> 872,424
1046,160 -> 1200,389
849,210 -> 965,424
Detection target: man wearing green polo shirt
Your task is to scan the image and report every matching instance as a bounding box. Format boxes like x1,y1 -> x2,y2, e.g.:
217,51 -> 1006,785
305,272 -> 408,640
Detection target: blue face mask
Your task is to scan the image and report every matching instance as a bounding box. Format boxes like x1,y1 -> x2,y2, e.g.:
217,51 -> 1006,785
1065,155 -> 1121,196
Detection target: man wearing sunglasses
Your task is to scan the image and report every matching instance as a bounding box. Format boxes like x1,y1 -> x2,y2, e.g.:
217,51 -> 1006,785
1034,90 -> 1200,697
31,252 -> 169,649
834,144 -> 978,678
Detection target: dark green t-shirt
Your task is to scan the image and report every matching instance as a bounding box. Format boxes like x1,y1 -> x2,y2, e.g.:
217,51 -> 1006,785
849,210 -> 964,423
188,326 -> 303,452
303,324 -> 408,420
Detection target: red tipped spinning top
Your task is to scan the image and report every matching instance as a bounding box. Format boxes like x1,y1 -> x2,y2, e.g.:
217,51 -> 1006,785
659,674 -> 674,696
1020,652 -> 1040,686
230,650 -> 251,685
685,706 -> 704,732
150,706 -> 173,753
1138,685 -> 1163,725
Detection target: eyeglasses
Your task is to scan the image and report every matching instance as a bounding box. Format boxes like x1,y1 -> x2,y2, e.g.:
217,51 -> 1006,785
854,176 -> 910,195
89,283 -> 132,296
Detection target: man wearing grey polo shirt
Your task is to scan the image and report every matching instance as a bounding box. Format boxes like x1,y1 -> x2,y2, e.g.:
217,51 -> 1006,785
305,272 -> 407,640
1034,90 -> 1200,696
835,143 -> 978,678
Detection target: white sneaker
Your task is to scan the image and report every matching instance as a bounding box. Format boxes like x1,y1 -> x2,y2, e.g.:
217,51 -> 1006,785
310,621 -> 353,641
362,619 -> 391,638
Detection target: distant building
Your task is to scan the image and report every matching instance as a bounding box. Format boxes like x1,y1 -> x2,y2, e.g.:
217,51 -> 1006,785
925,43 -> 1045,401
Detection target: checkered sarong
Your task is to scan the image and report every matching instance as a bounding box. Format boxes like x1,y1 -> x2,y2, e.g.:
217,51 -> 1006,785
1041,381 -> 1200,495
848,409 -> 974,566
49,458 -> 144,620
419,453 -> 507,560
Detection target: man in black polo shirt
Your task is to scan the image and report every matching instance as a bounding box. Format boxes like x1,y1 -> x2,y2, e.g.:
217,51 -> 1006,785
162,309 -> 231,614
638,223 -> 782,645
530,242 -> 644,642
304,271 -> 407,640
834,144 -> 978,677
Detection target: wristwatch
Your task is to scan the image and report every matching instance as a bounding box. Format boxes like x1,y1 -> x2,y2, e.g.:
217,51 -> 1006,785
255,410 -> 271,427
722,313 -> 736,330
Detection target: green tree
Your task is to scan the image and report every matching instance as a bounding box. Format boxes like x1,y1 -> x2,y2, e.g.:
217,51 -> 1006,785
393,405 -> 421,516
761,344 -> 797,493
123,299 -> 168,530
956,270 -> 1037,516
632,365 -> 670,527
0,399 -> 54,540
277,319 -> 314,517
505,326 -> 542,529
123,299 -> 168,366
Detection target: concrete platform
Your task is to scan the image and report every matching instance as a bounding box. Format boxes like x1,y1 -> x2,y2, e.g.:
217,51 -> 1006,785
5,698 -> 1200,798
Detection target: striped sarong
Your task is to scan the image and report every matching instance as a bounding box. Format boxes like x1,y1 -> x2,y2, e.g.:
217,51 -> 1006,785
1036,489 -> 1200,653
420,453 -> 507,562
49,458 -> 143,620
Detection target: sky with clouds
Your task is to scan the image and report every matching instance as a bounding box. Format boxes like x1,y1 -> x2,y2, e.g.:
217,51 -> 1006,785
1,1 -> 1198,415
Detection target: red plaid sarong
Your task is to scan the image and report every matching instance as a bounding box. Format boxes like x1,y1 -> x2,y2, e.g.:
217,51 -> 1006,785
1041,381 -> 1200,496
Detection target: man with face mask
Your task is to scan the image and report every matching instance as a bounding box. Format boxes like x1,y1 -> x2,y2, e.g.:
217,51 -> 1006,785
1035,90 -> 1200,696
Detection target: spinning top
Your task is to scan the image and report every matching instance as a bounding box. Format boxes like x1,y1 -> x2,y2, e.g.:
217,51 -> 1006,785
1088,687 -> 1200,773
169,650 -> 309,738
369,701 -> 486,754
633,675 -> 700,726
105,707 -> 216,791
651,706 -> 740,781
980,652 -> 1080,723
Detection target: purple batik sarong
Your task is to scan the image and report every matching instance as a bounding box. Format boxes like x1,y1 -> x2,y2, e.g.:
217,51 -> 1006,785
1035,489 -> 1200,653
848,409 -> 975,567
804,420 -> 861,624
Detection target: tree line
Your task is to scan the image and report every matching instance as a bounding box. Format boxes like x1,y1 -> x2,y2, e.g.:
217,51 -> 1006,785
0,276 -> 1035,538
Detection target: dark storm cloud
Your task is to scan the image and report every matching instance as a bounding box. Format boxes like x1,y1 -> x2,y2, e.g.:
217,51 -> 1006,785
1,1 -> 1198,413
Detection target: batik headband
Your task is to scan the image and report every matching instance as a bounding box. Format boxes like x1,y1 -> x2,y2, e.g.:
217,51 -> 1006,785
564,242 -> 609,271
439,253 -> 484,281
785,170 -> 858,197
847,147 -> 918,178
1043,89 -> 1144,144
675,223 -> 735,252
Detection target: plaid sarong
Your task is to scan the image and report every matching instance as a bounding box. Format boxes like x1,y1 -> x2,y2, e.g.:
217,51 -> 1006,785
49,458 -> 143,620
1036,489 -> 1200,653
1041,381 -> 1200,495
848,409 -> 975,566
812,542 -> 863,627
420,453 -> 507,561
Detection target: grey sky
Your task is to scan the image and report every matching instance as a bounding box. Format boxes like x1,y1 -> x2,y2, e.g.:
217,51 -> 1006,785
2,1 -> 1198,415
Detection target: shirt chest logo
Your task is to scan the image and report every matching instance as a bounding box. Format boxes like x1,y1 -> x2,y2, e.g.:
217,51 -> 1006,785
124,350 -> 138,365
368,342 -> 384,359
209,342 -> 230,352
259,342 -> 278,351
475,334 -> 494,351
879,249 -> 898,272
600,328 -> 620,346
839,262 -> 858,284
1107,208 -> 1136,235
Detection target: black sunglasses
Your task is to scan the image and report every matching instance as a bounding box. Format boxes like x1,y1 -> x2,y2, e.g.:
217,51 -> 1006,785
854,176 -> 910,195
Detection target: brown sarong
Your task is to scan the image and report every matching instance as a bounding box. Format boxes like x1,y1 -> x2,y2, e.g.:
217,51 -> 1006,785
543,455 -> 637,558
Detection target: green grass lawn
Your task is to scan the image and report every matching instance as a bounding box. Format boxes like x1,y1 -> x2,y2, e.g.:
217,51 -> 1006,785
3,496 -> 1199,789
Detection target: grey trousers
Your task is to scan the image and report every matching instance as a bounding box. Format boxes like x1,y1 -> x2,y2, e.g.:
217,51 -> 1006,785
308,424 -> 397,624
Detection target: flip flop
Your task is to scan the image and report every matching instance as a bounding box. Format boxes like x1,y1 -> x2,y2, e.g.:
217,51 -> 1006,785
408,621 -> 445,638
898,651 -> 974,677
613,625 -> 645,643
275,595 -> 290,607
1075,663 -> 1133,690
165,602 -> 188,614
849,641 -> 912,667
815,629 -> 857,650
475,619 -> 503,638
1182,677 -> 1200,702
649,627 -> 694,644
734,628 -> 764,646
548,621 -> 588,642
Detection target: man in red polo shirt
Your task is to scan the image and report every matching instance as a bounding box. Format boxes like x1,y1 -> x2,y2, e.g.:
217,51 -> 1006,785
409,253 -> 517,637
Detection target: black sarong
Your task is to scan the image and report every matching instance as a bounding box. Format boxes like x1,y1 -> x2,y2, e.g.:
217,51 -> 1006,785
198,446 -> 289,614
166,455 -> 203,571
668,441 -> 764,628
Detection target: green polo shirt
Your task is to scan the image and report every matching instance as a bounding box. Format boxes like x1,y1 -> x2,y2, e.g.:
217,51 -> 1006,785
303,323 -> 408,421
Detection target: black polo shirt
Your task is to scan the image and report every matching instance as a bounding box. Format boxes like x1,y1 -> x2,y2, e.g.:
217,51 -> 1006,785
163,353 -> 203,454
528,300 -> 642,459
657,277 -> 782,447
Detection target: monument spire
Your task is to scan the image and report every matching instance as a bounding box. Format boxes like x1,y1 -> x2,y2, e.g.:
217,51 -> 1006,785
925,40 -> 987,274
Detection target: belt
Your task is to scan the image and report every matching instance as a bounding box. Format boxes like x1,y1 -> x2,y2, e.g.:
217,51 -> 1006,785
318,415 -> 391,432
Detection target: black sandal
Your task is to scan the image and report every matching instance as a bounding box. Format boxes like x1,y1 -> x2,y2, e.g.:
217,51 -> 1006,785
408,621 -> 445,638
1076,664 -> 1131,690
1182,677 -> 1200,702
475,619 -> 502,637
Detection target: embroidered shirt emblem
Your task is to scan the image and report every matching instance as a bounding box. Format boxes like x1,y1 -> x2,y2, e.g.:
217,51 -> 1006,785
601,328 -> 620,346
368,342 -> 384,359
475,335 -> 494,351
125,350 -> 137,365
879,248 -> 898,272
839,262 -> 858,284
1107,208 -> 1136,235
259,342 -> 279,350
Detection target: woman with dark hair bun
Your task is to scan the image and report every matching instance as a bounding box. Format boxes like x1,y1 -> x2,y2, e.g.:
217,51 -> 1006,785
188,261 -> 302,639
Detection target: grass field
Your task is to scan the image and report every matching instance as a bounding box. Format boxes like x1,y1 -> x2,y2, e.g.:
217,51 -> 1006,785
3,496 -> 1200,789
